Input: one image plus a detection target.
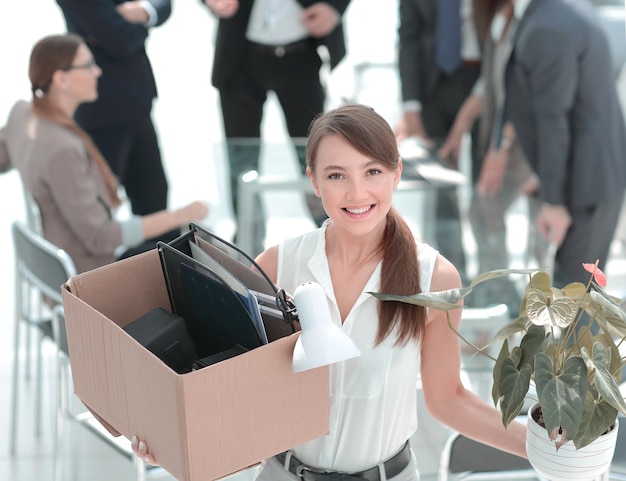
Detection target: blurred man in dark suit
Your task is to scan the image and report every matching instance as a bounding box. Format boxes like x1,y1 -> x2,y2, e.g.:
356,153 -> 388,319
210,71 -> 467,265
56,0 -> 171,217
200,0 -> 351,255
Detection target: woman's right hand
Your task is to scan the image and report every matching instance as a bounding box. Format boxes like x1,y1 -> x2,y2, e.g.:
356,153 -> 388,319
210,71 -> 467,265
131,435 -> 158,466
140,201 -> 209,240
178,200 -> 210,224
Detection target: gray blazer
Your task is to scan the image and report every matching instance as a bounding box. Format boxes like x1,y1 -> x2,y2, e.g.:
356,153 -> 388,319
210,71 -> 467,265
505,0 -> 626,209
0,101 -> 122,273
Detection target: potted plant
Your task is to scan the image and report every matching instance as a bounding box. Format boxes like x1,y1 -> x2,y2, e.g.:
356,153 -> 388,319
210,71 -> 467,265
371,261 -> 626,478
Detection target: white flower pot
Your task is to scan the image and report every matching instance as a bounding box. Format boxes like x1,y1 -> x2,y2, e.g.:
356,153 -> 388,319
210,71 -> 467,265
526,403 -> 619,480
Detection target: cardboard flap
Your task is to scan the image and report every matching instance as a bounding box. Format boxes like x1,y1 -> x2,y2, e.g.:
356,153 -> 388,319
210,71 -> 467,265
65,250 -> 170,327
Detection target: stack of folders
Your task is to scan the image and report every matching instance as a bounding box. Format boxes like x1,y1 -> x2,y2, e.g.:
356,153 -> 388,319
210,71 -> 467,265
155,225 -> 296,370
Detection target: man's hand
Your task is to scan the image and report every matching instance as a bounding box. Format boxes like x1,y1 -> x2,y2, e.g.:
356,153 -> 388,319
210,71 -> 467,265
477,147 -> 508,197
302,3 -> 340,38
204,0 -> 239,18
395,111 -> 433,147
438,93 -> 482,162
437,128 -> 464,163
116,1 -> 150,24
536,203 -> 572,247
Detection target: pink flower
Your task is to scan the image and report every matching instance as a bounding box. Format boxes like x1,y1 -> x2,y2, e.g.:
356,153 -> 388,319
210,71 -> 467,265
582,261 -> 607,287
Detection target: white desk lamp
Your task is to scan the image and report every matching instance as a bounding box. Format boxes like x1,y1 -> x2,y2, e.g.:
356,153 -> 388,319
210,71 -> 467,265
292,282 -> 361,372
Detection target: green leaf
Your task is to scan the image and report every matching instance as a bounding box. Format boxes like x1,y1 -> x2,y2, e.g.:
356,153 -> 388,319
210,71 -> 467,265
482,316 -> 529,351
367,287 -> 471,311
561,282 -> 588,299
535,353 -> 589,445
469,268 -> 537,289
581,343 -> 626,416
573,395 -> 618,449
527,271 -> 553,293
591,283 -> 626,311
492,340 -> 510,406
518,325 -> 548,369
589,291 -> 626,339
498,355 -> 531,426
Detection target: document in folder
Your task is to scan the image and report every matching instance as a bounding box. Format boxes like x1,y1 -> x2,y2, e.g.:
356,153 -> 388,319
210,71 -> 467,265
158,242 -> 265,359
189,241 -> 268,344
165,223 -> 299,342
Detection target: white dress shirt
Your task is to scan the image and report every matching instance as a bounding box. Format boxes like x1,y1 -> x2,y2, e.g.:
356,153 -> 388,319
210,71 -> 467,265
246,0 -> 309,45
276,222 -> 439,472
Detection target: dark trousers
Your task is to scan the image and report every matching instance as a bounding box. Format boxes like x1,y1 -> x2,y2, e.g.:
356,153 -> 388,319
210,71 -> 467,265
219,40 -> 326,255
421,64 -> 481,282
554,193 -> 625,287
87,114 -> 169,216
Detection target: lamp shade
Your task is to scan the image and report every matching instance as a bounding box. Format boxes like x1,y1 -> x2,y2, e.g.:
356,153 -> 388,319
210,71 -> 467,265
292,282 -> 361,372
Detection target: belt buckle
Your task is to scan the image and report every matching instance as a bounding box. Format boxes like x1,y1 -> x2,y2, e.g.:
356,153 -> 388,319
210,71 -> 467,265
274,46 -> 286,57
295,464 -> 328,479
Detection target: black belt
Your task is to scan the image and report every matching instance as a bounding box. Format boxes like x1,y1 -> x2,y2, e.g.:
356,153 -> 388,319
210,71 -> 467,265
274,441 -> 411,481
462,60 -> 481,69
247,39 -> 313,58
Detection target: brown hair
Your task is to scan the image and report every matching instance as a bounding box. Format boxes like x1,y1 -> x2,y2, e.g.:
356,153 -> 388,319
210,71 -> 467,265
306,104 -> 426,345
29,34 -> 121,207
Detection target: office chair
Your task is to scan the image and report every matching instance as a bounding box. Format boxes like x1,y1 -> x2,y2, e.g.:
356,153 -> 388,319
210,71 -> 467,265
10,219 -> 75,454
22,187 -> 43,235
609,413 -> 626,480
438,430 -> 538,481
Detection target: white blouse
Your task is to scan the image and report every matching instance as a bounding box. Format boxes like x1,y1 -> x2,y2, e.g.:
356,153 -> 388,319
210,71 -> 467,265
276,222 -> 439,472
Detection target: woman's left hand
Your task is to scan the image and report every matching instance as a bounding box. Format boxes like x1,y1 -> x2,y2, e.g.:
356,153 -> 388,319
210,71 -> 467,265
131,435 -> 158,466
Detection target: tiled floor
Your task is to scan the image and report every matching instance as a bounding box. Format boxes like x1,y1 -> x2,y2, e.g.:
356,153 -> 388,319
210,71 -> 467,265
2,2 -> 626,481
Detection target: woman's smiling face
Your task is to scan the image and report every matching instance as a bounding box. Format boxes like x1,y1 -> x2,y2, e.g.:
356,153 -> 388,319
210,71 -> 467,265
308,134 -> 401,236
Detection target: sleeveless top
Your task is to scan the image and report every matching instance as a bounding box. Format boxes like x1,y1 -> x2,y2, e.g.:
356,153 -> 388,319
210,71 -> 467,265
276,222 -> 439,472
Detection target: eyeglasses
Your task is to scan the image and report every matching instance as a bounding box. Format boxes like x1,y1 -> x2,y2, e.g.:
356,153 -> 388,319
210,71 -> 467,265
62,58 -> 97,71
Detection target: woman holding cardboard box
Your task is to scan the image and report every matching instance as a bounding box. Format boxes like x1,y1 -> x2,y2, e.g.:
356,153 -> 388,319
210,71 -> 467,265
0,34 -> 208,274
133,104 -> 527,479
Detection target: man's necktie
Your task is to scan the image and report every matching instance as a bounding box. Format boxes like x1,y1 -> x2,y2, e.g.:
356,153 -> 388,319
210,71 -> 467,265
436,0 -> 462,74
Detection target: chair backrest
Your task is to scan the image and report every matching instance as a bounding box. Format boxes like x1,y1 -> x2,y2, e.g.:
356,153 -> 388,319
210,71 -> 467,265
438,431 -> 535,481
612,413 -> 626,475
22,187 -> 43,236
12,220 -> 76,306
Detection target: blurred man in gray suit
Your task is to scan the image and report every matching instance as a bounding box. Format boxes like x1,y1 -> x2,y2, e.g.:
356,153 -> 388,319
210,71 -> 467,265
505,0 -> 626,286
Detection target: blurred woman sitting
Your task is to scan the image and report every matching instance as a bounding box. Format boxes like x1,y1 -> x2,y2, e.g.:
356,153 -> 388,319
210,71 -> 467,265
0,33 -> 208,273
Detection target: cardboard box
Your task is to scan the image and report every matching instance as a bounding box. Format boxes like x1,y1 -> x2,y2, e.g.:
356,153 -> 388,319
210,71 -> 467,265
62,249 -> 329,481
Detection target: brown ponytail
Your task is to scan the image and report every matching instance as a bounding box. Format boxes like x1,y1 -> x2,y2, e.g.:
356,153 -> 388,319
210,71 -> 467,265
376,207 -> 424,346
